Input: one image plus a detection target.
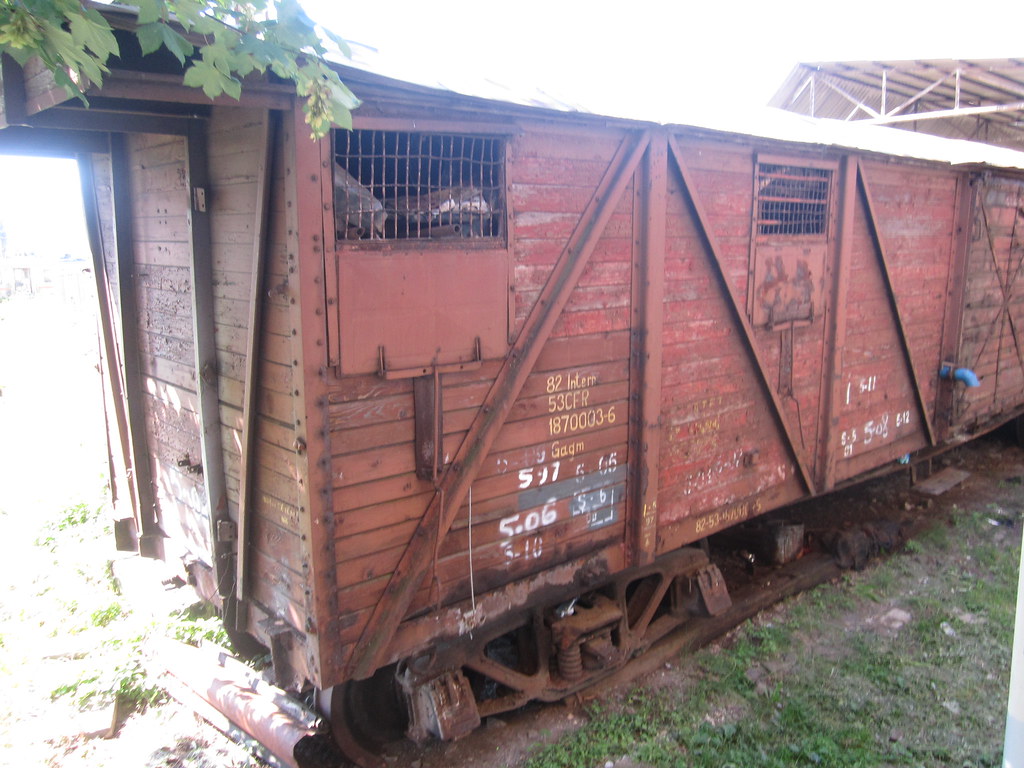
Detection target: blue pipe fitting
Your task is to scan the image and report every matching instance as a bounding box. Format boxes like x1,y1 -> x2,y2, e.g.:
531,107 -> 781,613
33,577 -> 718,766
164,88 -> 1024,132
939,365 -> 980,387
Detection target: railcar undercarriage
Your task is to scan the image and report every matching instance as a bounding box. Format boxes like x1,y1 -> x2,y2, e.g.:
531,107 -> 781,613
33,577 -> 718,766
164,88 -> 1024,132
325,548 -> 729,767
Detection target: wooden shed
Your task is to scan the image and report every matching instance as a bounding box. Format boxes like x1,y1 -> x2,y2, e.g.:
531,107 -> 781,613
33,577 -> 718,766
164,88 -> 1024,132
4,15 -> 1024,760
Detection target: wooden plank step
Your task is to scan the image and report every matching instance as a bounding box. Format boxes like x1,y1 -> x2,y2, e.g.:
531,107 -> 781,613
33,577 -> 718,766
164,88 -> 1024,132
913,467 -> 970,496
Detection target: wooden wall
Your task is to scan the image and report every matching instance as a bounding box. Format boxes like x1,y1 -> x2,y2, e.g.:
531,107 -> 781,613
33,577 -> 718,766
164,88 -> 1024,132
205,108 -> 309,633
958,175 -> 1024,428
655,138 -> 805,550
122,132 -> 209,557
835,162 -> 959,480
320,121 -> 992,672
329,121 -> 636,653
85,109 -> 312,644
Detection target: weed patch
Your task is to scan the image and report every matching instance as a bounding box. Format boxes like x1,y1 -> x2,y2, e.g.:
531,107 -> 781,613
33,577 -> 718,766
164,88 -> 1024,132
21,500 -> 242,723
527,496 -> 1019,768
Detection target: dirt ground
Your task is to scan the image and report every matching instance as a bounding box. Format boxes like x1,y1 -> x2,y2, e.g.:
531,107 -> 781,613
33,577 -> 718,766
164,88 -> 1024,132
1,291 -> 1020,768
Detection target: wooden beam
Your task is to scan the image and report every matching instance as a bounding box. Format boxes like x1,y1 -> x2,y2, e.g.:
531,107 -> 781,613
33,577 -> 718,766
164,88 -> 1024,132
184,120 -> 232,591
820,156 -> 857,490
666,135 -> 816,495
855,161 -> 937,446
0,54 -> 27,127
26,107 -> 195,135
344,129 -> 653,681
236,110 -> 278,607
78,148 -> 139,530
290,112 -> 341,683
109,132 -> 162,555
629,130 -> 667,567
92,69 -> 294,111
936,175 -> 976,436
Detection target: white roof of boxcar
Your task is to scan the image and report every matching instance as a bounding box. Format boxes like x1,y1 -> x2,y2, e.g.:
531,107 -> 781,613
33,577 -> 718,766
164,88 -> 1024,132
340,48 -> 1024,173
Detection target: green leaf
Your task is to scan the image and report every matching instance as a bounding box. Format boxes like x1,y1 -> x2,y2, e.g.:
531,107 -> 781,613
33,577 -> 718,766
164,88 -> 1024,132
182,59 -> 220,98
81,6 -> 119,58
134,0 -> 166,26
198,42 -> 234,76
183,59 -> 240,101
136,21 -> 192,64
69,12 -> 116,61
168,0 -> 204,30
51,66 -> 88,105
330,99 -> 353,131
230,51 -> 258,79
276,0 -> 315,30
135,22 -> 164,57
1,0 -> 359,137
221,74 -> 242,100
159,24 -> 194,65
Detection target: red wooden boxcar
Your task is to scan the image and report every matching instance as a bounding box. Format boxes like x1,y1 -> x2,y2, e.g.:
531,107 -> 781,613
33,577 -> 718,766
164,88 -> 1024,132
4,20 -> 1024,762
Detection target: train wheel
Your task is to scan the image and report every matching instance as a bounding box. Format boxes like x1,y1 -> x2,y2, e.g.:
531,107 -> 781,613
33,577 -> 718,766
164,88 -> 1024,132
328,664 -> 408,768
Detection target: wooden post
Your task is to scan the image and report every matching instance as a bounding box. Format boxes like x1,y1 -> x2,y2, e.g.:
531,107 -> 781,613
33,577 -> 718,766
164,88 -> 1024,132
629,130 -> 667,566
184,119 -> 231,593
819,155 -> 857,490
235,110 -> 278,608
936,174 -> 976,436
78,148 -> 138,535
109,132 -> 162,557
0,54 -> 26,128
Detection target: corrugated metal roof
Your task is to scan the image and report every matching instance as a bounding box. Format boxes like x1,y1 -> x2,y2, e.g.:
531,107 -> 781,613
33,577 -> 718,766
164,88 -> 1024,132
769,59 -> 1024,150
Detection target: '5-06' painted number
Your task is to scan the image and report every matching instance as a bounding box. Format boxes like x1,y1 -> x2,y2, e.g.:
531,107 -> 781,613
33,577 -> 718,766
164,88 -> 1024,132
500,502 -> 558,537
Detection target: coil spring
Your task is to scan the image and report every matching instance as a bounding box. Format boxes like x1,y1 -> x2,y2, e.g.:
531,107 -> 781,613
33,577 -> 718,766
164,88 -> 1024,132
558,644 -> 583,681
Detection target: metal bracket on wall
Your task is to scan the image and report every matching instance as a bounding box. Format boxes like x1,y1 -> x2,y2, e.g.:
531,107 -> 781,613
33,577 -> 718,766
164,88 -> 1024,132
377,337 -> 483,380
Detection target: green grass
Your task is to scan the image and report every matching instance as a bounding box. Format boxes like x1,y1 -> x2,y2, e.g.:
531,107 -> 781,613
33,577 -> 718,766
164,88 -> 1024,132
525,501 -> 1020,768
33,499 -> 239,717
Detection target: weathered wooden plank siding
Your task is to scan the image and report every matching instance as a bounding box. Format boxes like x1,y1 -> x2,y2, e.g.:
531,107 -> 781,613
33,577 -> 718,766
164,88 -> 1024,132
445,127 -> 633,603
957,176 -> 1024,429
124,133 -> 209,554
834,203 -> 923,478
329,123 -> 635,639
831,164 -> 956,480
655,139 -> 803,550
205,107 -> 306,627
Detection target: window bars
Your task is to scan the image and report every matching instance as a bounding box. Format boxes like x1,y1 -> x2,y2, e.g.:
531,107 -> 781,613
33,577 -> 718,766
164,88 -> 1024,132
334,130 -> 504,241
756,163 -> 831,237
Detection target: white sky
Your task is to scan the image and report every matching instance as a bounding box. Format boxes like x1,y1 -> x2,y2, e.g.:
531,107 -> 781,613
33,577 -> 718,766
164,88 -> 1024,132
0,156 -> 86,259
306,0 -> 1024,123
1,0 -> 1023,257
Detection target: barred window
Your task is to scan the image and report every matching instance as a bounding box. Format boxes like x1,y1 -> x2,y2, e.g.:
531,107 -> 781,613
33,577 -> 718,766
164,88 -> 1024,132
333,130 -> 504,241
756,163 -> 831,236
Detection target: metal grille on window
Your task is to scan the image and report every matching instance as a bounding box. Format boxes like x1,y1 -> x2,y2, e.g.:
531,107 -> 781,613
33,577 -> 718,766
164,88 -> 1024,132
333,130 -> 504,241
756,164 -> 831,236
